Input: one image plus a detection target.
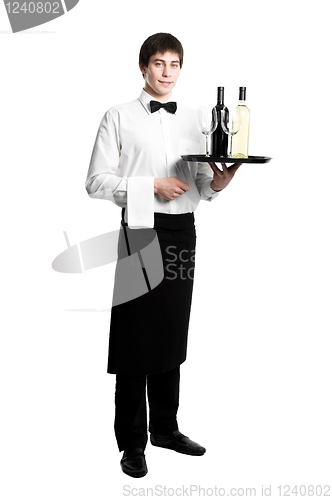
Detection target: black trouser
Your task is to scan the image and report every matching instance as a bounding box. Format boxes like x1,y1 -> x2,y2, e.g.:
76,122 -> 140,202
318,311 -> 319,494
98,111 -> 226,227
114,366 -> 180,451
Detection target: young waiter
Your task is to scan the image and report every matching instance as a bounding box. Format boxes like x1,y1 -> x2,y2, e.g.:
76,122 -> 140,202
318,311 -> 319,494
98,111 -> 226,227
86,33 -> 241,478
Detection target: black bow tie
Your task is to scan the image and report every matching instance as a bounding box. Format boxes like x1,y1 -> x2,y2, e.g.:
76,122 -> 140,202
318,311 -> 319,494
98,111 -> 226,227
150,101 -> 177,114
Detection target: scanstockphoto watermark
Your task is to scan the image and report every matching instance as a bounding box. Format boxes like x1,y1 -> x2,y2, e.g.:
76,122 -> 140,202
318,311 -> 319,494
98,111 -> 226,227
123,484 -> 257,497
3,0 -> 80,33
52,230 -> 196,309
52,227 -> 164,308
165,245 -> 195,281
123,484 -> 332,497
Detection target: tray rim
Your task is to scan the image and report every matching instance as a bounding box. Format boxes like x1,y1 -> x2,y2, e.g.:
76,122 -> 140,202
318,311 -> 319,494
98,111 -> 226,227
181,155 -> 272,164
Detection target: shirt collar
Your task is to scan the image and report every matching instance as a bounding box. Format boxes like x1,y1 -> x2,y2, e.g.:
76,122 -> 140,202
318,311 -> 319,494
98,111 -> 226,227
139,88 -> 175,114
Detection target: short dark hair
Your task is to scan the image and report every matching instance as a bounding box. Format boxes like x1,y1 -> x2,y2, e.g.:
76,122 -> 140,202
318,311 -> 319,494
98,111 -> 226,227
139,33 -> 184,72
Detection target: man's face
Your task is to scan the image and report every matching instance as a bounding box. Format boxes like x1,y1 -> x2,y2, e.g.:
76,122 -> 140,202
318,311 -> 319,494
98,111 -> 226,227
140,51 -> 181,102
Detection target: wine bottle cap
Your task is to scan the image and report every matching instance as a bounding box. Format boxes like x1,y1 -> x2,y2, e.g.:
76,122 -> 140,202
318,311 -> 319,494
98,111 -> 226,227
239,87 -> 246,100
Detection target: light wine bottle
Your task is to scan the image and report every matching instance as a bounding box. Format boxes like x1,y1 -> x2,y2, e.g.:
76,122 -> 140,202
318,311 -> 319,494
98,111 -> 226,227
211,87 -> 228,157
231,87 -> 250,158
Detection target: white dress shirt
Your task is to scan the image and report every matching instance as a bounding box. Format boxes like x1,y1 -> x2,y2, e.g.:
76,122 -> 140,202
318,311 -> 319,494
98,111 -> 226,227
86,89 -> 220,228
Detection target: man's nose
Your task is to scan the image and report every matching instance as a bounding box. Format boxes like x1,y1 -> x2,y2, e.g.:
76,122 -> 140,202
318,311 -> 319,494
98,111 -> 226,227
162,66 -> 171,77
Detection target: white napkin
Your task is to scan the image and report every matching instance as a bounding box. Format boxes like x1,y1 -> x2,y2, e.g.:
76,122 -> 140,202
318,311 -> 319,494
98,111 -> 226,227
127,176 -> 155,229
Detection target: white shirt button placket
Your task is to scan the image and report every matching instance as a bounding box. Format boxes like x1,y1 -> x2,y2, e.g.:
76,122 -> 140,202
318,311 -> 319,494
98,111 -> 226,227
160,108 -> 174,213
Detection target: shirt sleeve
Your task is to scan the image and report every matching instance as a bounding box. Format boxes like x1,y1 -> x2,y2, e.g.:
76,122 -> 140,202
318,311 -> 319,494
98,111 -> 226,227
85,109 -> 127,206
192,134 -> 221,201
195,162 -> 222,201
86,108 -> 155,229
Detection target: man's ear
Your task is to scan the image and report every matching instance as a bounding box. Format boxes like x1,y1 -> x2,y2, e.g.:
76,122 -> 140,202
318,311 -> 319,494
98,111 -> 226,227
139,63 -> 146,78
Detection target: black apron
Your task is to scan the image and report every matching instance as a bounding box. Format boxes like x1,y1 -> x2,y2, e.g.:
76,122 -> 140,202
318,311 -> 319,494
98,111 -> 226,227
107,208 -> 196,375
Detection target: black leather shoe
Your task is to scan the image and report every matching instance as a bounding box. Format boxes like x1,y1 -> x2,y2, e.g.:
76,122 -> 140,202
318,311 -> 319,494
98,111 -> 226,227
150,430 -> 206,456
120,448 -> 148,478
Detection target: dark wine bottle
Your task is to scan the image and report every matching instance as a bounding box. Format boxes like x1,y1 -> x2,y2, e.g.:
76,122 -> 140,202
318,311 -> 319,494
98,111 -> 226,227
211,87 -> 229,157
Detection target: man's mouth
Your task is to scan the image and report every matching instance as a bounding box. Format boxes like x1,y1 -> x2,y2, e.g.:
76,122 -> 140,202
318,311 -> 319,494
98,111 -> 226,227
158,81 -> 173,85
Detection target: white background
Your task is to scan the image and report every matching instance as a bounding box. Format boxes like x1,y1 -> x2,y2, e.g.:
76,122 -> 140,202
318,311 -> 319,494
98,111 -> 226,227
1,0 -> 331,497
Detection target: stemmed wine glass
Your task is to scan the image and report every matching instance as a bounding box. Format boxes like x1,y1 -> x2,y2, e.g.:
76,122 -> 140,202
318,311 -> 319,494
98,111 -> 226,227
197,106 -> 218,156
220,106 -> 242,156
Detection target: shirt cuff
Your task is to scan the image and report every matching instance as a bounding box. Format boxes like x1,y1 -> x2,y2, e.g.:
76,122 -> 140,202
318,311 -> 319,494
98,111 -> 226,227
201,180 -> 222,200
127,177 -> 155,229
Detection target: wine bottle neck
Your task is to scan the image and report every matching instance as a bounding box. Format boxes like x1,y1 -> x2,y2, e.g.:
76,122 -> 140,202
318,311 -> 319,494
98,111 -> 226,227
239,87 -> 246,101
217,87 -> 224,105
